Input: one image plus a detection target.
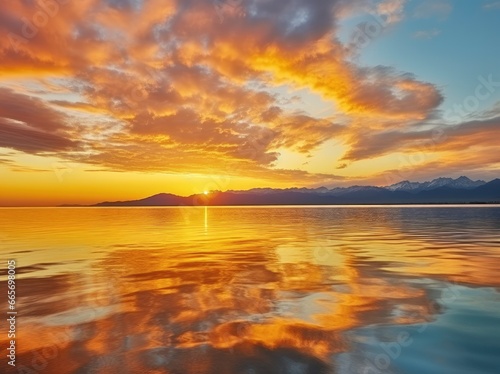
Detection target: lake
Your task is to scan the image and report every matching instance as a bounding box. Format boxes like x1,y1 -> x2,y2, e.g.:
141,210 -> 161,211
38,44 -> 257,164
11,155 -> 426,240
1,206 -> 499,373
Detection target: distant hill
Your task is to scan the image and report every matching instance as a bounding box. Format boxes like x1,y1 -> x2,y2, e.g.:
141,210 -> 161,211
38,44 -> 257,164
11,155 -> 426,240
95,193 -> 186,206
90,176 -> 500,206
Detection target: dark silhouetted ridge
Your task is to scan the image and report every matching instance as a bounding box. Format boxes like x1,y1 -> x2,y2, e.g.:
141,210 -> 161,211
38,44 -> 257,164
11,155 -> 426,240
88,176 -> 500,206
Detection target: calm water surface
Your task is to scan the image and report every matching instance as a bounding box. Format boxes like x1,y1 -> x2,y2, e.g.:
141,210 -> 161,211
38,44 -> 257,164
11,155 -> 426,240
1,206 -> 500,373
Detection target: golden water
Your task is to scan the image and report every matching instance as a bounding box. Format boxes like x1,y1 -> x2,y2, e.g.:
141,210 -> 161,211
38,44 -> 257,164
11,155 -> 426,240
1,207 -> 499,373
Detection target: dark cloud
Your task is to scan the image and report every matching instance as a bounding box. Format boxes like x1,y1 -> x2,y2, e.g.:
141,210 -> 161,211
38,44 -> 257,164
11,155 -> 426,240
0,88 -> 68,132
104,0 -> 141,11
0,119 -> 76,153
342,116 -> 500,161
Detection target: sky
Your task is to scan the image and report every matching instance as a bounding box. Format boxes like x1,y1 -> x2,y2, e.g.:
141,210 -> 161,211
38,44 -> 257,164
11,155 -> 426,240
0,0 -> 499,206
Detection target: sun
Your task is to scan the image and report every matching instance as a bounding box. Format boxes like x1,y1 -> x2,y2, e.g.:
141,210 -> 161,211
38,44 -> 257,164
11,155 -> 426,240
204,191 -> 209,195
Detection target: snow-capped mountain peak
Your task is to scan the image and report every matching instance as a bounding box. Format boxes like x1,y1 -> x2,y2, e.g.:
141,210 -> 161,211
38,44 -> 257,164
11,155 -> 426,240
386,176 -> 486,192
386,180 -> 422,191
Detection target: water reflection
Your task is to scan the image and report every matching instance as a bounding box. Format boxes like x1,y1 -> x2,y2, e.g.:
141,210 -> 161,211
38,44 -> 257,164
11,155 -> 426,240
1,207 -> 499,373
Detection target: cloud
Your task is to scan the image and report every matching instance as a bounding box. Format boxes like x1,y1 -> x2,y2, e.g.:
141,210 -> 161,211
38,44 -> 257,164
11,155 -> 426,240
50,100 -> 107,114
1,0 -> 488,187
0,88 -> 68,132
341,116 -> 500,162
476,100 -> 500,119
413,0 -> 452,20
413,28 -> 441,40
337,0 -> 407,26
0,119 -> 76,154
378,146 -> 500,187
79,133 -> 345,184
0,88 -> 84,155
376,0 -> 406,25
483,2 -> 500,10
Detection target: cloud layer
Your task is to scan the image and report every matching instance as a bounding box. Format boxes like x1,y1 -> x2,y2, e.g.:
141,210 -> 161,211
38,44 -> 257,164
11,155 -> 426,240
0,0 -> 498,186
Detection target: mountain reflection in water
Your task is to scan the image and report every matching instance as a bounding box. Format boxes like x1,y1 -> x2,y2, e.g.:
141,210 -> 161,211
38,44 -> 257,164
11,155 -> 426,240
1,206 -> 499,374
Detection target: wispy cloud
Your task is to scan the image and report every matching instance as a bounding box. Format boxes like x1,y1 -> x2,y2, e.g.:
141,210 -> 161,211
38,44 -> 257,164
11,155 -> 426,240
413,0 -> 452,20
483,1 -> 500,10
338,0 -> 407,25
376,0 -> 407,25
413,28 -> 441,39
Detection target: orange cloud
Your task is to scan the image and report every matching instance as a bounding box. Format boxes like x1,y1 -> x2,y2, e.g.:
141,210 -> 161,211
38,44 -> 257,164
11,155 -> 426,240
0,0 -> 494,191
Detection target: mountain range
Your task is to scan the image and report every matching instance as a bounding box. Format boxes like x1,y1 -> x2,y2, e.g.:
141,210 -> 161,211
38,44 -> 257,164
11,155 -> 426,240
91,176 -> 500,206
